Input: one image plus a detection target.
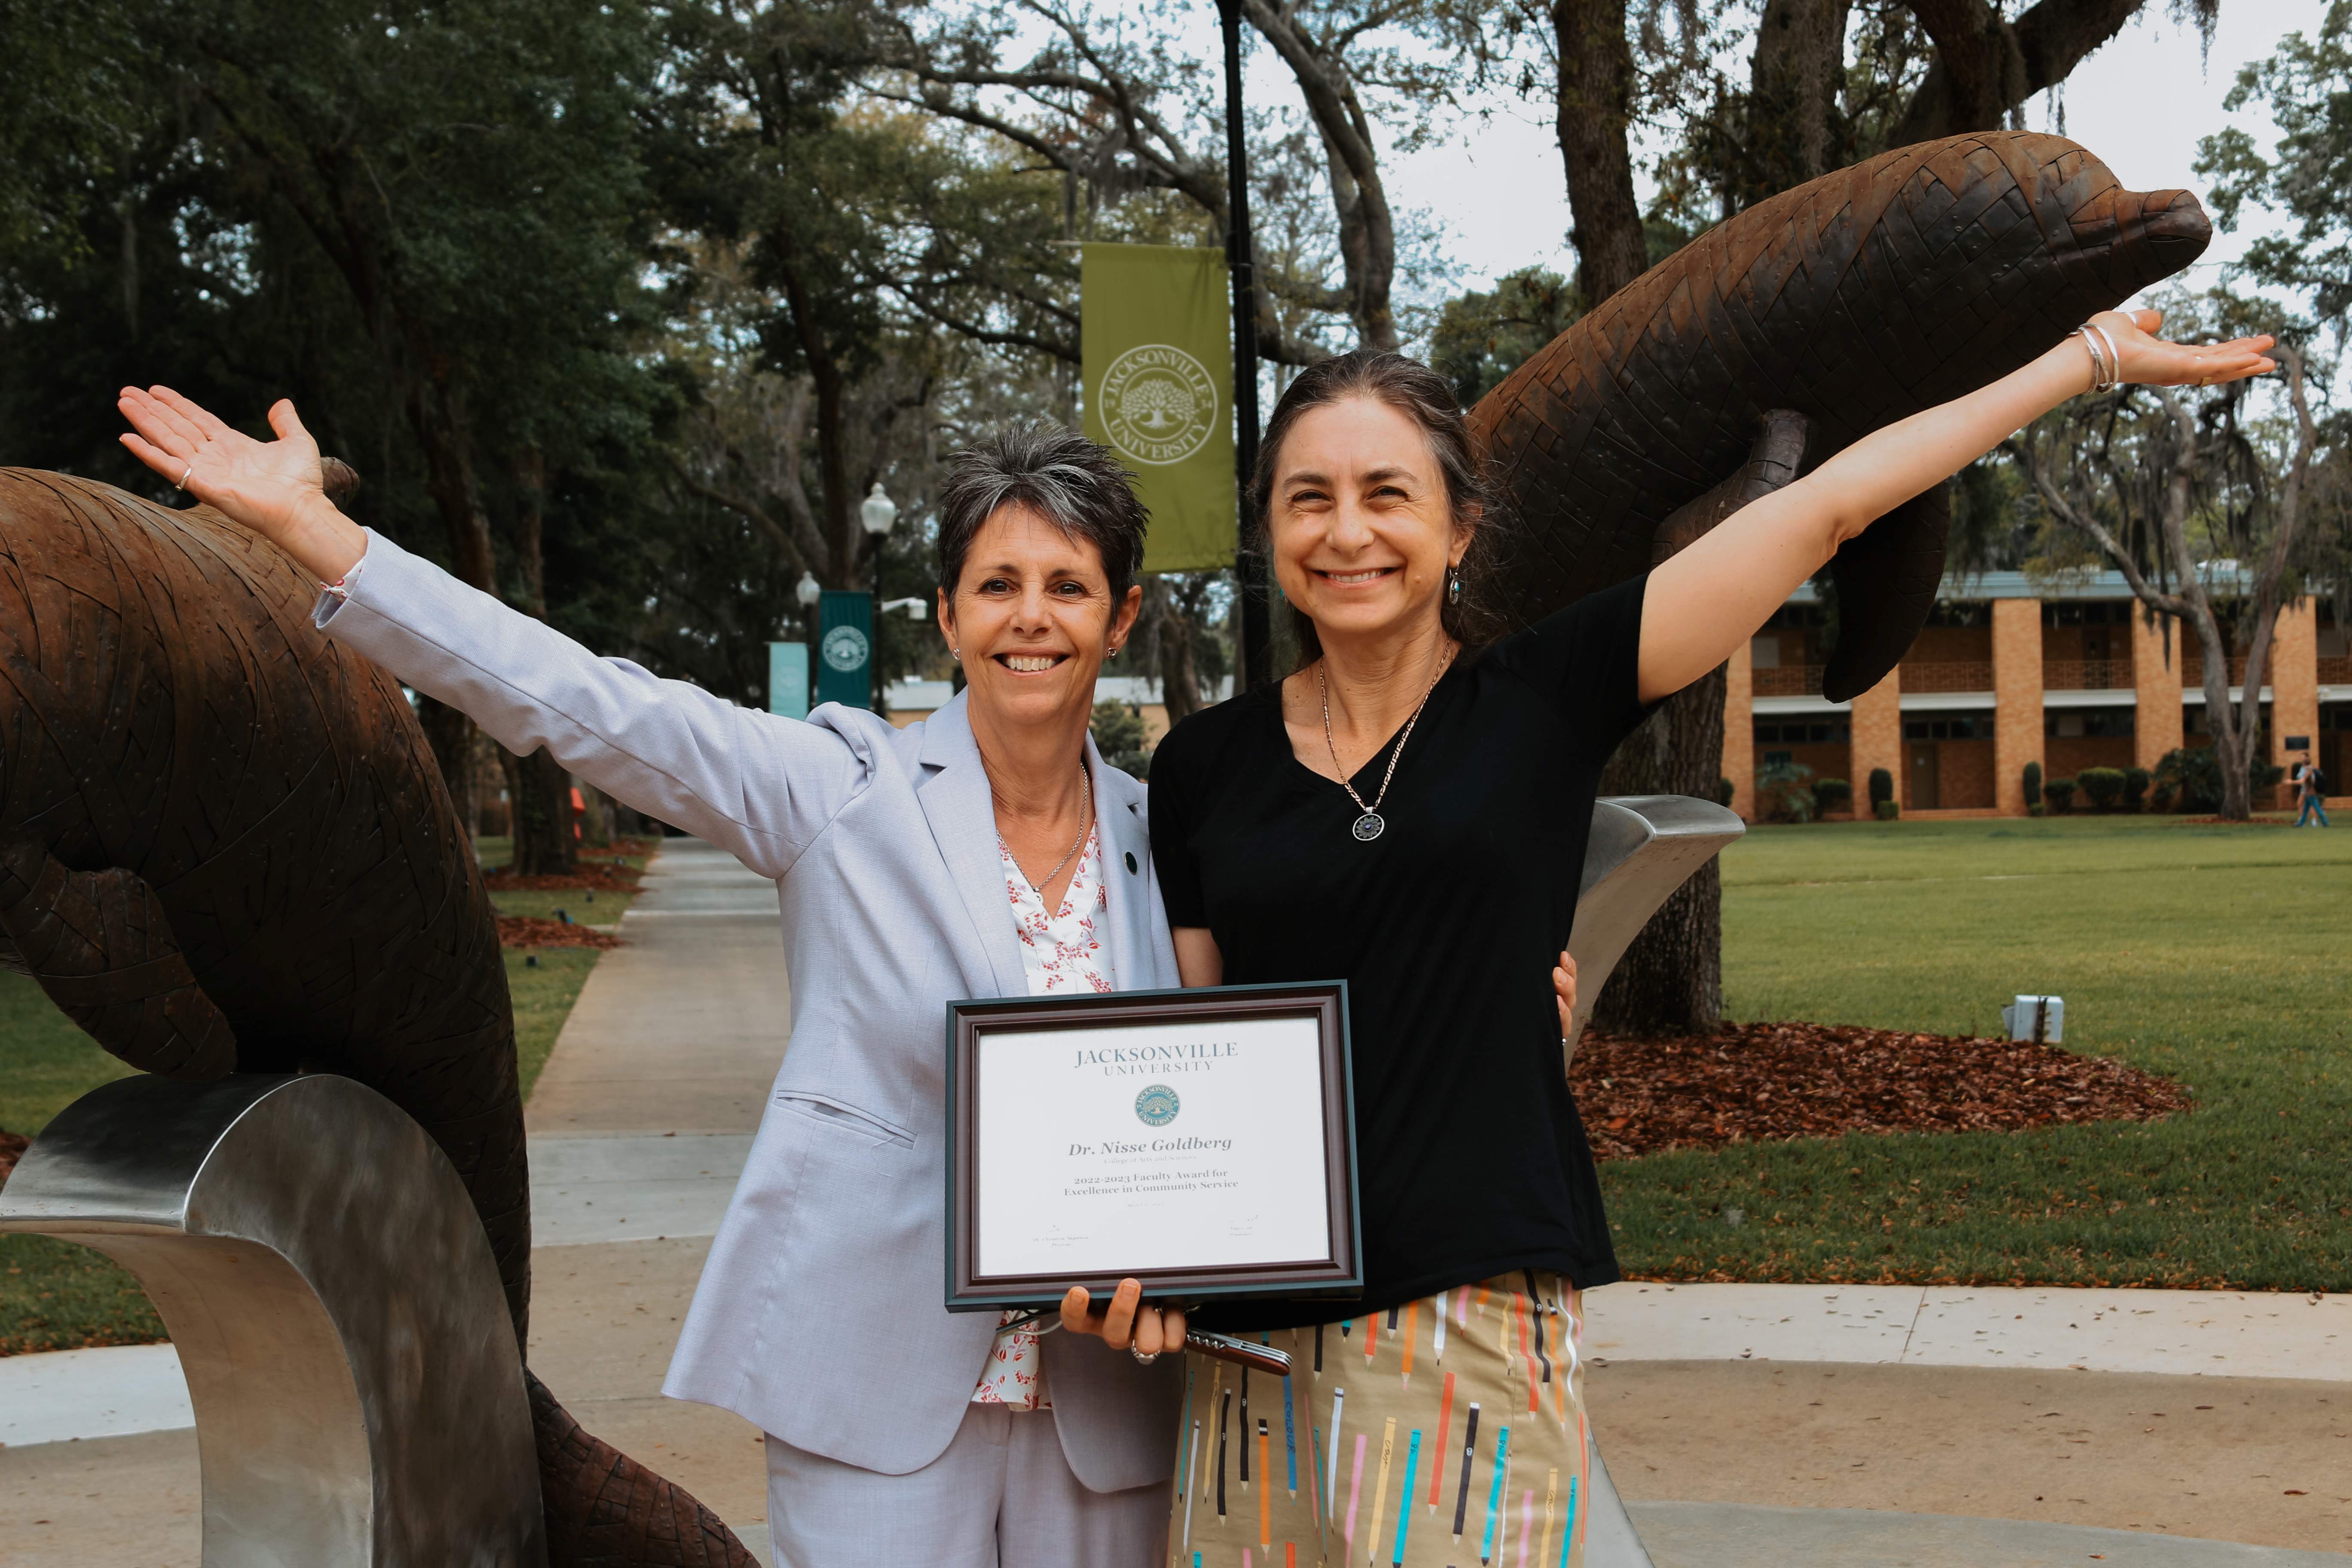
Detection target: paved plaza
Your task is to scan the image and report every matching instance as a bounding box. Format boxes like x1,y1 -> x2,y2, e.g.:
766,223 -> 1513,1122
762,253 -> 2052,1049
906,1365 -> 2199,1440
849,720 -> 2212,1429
0,838 -> 2344,1563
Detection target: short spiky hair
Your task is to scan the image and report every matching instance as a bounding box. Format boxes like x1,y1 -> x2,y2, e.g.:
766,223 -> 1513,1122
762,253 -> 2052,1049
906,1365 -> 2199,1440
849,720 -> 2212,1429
935,422 -> 1150,599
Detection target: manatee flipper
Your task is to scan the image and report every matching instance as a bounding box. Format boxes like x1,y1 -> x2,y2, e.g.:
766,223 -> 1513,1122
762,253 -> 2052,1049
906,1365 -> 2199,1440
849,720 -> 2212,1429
1651,409 -> 1812,561
529,1371 -> 757,1567
0,840 -> 236,1079
1822,484 -> 1949,703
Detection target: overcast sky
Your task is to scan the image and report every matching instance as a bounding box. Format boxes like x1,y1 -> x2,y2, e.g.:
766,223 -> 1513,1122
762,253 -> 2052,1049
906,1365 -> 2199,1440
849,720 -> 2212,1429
1379,1 -> 2330,306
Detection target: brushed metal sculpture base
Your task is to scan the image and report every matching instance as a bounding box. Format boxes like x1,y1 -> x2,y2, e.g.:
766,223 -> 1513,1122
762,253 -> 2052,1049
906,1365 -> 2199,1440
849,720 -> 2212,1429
0,1072 -> 546,1567
1565,794 -> 1747,1567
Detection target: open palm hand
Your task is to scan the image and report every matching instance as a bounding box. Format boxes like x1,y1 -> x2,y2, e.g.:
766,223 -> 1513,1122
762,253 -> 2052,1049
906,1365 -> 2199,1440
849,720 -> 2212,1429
117,387 -> 327,543
2094,309 -> 2276,389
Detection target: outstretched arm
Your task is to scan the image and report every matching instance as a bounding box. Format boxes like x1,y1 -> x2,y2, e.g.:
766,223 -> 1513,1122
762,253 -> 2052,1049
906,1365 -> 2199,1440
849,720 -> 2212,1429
1633,310 -> 2276,702
116,386 -> 865,879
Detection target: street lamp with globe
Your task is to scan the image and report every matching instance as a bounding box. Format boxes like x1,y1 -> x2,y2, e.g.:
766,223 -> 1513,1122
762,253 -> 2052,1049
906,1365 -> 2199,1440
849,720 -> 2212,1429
860,483 -> 898,708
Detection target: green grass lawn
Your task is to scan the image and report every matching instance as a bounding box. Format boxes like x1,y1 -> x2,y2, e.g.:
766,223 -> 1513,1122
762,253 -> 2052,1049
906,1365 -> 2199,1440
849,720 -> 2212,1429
1601,813 -> 2352,1291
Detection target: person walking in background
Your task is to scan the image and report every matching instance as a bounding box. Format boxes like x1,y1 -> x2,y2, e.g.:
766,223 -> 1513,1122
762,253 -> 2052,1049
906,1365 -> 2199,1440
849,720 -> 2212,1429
2296,751 -> 2330,827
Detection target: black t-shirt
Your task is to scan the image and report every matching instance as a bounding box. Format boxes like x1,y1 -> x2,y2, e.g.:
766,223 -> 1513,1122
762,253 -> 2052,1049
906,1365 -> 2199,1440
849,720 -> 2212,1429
1149,575 -> 1654,1328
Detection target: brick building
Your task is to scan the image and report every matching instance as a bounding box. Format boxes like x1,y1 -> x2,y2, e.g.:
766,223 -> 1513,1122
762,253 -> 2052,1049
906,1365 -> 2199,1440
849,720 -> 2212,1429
1726,570 -> 2349,820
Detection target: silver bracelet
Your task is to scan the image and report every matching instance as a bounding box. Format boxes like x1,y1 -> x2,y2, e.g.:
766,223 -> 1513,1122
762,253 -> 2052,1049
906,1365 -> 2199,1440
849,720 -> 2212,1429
2072,323 -> 2120,392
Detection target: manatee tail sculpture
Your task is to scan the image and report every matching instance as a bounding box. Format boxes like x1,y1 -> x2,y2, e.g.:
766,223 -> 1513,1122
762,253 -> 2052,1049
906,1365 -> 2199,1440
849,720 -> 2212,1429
1470,131 -> 2210,698
0,468 -> 753,1566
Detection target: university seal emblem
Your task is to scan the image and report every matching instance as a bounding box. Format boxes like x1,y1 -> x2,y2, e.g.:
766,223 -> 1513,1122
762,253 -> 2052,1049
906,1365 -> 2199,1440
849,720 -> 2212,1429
1133,1084 -> 1181,1127
820,625 -> 870,674
1097,344 -> 1219,466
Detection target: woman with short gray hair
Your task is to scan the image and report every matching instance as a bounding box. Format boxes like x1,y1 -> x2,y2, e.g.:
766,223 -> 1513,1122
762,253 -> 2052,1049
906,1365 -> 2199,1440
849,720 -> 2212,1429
116,390 -> 1190,1562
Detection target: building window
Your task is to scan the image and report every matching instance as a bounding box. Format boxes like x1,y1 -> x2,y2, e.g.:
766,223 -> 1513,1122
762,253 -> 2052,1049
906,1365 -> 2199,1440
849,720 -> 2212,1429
2045,710 -> 2135,738
1753,722 -> 1850,744
1762,750 -> 1794,767
2043,600 -> 2135,626
1902,716 -> 1989,740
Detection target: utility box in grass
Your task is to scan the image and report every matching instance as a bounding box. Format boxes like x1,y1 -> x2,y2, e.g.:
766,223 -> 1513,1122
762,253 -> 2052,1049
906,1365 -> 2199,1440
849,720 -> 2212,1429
2002,995 -> 2064,1044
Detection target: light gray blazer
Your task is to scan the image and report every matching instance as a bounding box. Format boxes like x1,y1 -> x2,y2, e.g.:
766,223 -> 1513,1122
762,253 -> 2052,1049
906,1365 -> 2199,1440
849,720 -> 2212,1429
317,530 -> 1184,1491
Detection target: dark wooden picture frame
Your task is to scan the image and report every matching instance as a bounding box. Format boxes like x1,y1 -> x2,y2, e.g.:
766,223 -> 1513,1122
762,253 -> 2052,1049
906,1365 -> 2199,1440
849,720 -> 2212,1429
945,980 -> 1360,1313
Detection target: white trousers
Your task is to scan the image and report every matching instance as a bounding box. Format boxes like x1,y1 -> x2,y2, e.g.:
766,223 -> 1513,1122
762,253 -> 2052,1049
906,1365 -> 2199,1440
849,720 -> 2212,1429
765,1404 -> 1166,1567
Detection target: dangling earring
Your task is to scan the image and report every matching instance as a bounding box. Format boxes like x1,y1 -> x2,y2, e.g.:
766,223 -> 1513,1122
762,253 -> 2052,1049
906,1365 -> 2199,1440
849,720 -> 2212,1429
1447,569 -> 1463,607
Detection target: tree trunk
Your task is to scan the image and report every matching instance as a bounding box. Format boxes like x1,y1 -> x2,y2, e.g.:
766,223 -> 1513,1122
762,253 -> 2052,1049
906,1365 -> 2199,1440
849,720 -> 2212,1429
1551,0 -> 1648,306
1155,585 -> 1204,727
504,747 -> 579,876
416,695 -> 480,839
403,368 -> 503,819
502,449 -> 578,876
770,233 -> 854,582
1591,663 -> 1728,1033
1747,0 -> 1850,196
1243,0 -> 1401,350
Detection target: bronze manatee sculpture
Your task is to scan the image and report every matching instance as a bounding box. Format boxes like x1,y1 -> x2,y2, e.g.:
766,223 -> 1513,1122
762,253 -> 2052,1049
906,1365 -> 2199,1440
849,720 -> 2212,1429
1471,131 -> 2210,698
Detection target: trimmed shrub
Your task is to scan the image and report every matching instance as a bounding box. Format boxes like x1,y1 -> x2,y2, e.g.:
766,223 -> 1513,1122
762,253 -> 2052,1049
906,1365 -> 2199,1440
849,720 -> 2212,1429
2154,746 -> 2280,813
2022,760 -> 2043,808
2122,766 -> 2151,810
1873,798 -> 1900,821
2045,776 -> 2078,812
2079,766 -> 2127,811
1816,777 -> 1853,813
1756,758 -> 1818,824
2028,802 -> 2047,817
1712,776 -> 1736,808
1867,767 -> 1895,809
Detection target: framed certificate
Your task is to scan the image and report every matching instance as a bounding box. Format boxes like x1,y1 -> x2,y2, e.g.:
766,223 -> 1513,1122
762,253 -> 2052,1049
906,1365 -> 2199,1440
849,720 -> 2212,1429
945,980 -> 1360,1312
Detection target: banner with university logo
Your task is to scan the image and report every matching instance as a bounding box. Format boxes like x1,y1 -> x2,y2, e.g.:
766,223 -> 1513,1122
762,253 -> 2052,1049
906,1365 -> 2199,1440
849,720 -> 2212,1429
1081,243 -> 1235,573
815,589 -> 873,710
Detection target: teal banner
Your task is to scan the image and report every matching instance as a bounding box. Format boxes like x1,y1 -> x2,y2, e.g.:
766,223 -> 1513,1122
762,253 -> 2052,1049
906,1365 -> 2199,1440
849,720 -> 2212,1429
767,641 -> 809,719
816,591 -> 874,710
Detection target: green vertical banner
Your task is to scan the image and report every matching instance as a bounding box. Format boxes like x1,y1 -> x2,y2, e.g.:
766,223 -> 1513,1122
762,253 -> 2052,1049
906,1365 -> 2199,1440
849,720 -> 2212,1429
1082,243 -> 1235,573
815,590 -> 873,710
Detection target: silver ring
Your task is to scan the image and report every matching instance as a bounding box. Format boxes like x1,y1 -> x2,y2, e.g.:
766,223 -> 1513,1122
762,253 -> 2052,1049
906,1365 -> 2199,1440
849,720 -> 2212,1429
1130,1348 -> 1159,1365
178,462 -> 193,490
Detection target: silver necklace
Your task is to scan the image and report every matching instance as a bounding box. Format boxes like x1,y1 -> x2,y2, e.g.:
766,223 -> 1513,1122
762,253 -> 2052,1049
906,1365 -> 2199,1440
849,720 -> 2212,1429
1318,646 -> 1452,843
999,766 -> 1093,894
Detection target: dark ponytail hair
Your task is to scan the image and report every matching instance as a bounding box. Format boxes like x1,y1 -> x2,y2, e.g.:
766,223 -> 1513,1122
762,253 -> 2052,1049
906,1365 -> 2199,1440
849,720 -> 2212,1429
1249,349 -> 1507,667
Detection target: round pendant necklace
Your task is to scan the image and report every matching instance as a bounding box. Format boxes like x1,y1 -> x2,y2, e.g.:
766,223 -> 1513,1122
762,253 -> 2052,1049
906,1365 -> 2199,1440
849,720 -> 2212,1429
1318,644 -> 1452,843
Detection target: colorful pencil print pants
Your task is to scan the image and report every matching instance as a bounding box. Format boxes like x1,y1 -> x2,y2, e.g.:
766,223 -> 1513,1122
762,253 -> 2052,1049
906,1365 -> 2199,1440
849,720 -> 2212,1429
1166,1271 -> 1589,1568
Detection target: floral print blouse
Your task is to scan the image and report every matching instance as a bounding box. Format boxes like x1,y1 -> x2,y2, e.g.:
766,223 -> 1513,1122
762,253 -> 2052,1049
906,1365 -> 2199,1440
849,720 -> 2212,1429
971,821 -> 1117,1411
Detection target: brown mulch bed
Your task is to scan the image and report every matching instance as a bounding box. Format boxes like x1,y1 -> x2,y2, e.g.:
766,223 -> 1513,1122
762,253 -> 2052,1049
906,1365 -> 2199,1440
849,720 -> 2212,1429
497,916 -> 623,950
482,837 -> 659,893
0,1128 -> 24,1191
1570,1021 -> 2190,1162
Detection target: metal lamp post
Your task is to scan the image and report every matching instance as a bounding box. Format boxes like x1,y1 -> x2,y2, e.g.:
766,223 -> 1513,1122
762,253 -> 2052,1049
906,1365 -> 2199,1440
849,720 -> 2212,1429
861,483 -> 898,709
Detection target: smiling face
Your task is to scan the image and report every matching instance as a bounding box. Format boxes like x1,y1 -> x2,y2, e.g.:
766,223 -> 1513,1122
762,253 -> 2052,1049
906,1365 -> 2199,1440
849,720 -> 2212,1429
1267,395 -> 1469,649
940,502 -> 1141,732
